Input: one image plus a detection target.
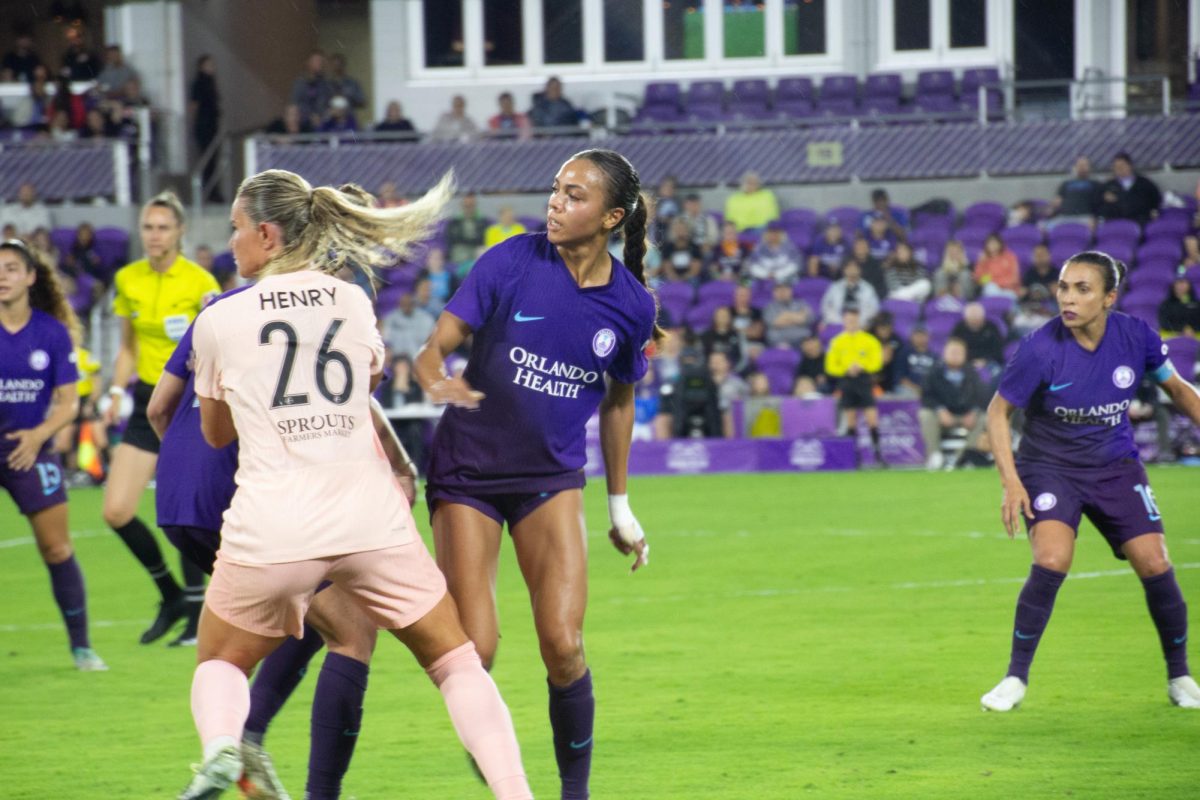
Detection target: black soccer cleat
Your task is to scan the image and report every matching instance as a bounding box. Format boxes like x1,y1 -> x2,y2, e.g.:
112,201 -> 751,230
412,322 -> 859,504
140,595 -> 187,644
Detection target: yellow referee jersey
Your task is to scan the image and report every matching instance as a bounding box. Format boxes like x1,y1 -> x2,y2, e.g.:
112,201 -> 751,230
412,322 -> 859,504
113,255 -> 219,384
824,330 -> 883,377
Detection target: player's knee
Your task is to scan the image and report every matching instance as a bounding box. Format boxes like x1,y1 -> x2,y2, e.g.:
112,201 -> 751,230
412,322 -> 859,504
326,626 -> 378,664
473,638 -> 497,671
1035,553 -> 1072,573
102,504 -> 133,528
538,629 -> 584,681
38,541 -> 73,564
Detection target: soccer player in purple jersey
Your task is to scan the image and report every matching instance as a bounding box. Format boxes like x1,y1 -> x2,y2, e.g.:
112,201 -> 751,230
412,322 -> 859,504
149,271 -> 421,800
981,251 -> 1200,712
415,149 -> 661,799
0,240 -> 105,671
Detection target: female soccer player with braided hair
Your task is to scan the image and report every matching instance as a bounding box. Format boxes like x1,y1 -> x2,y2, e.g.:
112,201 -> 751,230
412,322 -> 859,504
177,169 -> 531,800
981,250 -> 1200,712
415,148 -> 661,799
0,239 -> 105,671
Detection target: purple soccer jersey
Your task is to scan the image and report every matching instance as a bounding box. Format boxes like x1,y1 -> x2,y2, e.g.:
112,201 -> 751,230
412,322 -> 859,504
808,239 -> 847,277
428,233 -> 657,493
155,286 -> 249,532
0,309 -> 77,454
998,312 -> 1173,468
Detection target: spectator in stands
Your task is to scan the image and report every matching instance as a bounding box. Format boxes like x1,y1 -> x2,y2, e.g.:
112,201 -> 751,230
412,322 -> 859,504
1011,287 -> 1056,338
62,223 -> 104,284
660,217 -> 704,284
708,351 -> 748,438
883,241 -> 931,302
654,175 -> 680,240
290,50 -> 331,128
50,74 -> 85,130
29,227 -> 59,268
21,64 -> 53,127
700,305 -> 743,367
1183,235 -> 1200,267
667,342 -> 722,437
1047,156 -> 1099,225
3,183 -> 52,236
380,290 -> 436,360
764,280 -> 814,349
932,239 -> 975,302
1020,244 -> 1058,300
869,311 -> 905,394
265,103 -> 311,137
1097,152 -> 1162,225
421,247 -> 454,308
529,76 -> 579,130
47,109 -> 77,142
807,218 -> 847,278
1,33 -> 41,83
483,206 -> 526,248
918,337 -> 988,470
320,95 -> 357,133
708,220 -> 748,280
80,106 -> 116,139
60,26 -> 100,82
679,193 -> 719,249
1158,271 -> 1200,337
375,100 -> 416,136
973,233 -> 1020,299
446,192 -> 486,266
951,301 -> 1006,371
431,94 -> 479,142
189,55 -> 221,201
376,181 -> 405,208
825,308 -> 885,464
413,276 -> 444,318
897,324 -> 936,398
730,283 -> 761,334
821,259 -> 880,327
96,45 -> 138,98
796,335 -> 830,394
747,221 -> 802,284
742,372 -> 783,435
860,188 -> 908,235
724,172 -> 780,232
863,212 -> 898,260
842,235 -> 888,301
488,91 -> 531,140
326,53 -> 365,110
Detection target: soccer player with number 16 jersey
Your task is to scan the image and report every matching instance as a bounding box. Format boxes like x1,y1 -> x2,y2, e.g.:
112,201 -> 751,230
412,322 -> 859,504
982,251 -> 1200,712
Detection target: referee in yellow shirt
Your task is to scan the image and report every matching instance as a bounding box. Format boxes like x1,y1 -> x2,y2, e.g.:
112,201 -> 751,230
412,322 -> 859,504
824,307 -> 886,466
101,191 -> 218,645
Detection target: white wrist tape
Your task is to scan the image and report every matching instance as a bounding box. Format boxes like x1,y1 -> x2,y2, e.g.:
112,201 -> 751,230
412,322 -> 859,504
608,494 -> 644,545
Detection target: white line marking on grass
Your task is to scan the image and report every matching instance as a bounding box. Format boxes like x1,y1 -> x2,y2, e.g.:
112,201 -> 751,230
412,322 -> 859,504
0,619 -> 145,633
0,529 -> 108,549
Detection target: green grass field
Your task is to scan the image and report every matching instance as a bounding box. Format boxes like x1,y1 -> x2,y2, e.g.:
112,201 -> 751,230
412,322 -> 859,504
2,468 -> 1199,799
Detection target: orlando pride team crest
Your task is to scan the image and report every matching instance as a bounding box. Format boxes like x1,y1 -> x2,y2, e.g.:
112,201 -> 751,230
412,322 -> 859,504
592,328 -> 616,357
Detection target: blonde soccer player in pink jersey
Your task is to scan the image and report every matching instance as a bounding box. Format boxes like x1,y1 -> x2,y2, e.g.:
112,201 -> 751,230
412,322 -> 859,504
176,169 -> 533,800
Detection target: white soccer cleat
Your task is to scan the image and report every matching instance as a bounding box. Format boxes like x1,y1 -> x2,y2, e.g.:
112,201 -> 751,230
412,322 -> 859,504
1168,676 -> 1200,709
177,745 -> 242,800
238,740 -> 292,800
72,647 -> 108,672
981,676 -> 1026,712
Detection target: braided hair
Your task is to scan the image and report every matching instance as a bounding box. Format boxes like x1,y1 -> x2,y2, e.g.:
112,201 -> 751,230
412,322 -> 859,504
571,148 -> 666,344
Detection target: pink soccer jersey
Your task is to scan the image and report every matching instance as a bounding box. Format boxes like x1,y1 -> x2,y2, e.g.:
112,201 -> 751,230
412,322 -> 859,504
192,269 -> 414,564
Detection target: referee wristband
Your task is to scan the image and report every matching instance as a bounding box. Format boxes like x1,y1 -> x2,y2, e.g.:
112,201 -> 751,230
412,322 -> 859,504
108,386 -> 125,397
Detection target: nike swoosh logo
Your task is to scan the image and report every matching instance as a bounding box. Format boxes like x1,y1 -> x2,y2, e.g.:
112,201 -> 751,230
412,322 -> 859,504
1173,635 -> 1188,645
342,729 -> 360,737
1048,382 -> 1073,392
514,311 -> 544,322
569,737 -> 593,750
1014,630 -> 1038,640
1149,514 -> 1162,522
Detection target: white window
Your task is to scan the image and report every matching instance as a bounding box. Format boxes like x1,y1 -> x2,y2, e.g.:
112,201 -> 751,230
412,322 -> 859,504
878,0 -> 1003,69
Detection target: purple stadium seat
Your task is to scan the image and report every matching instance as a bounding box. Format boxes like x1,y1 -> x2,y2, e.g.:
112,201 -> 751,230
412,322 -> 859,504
1144,215 -> 1191,240
738,228 -> 762,248
755,347 -> 802,395
914,69 -> 955,114
961,201 -> 1006,231
1135,238 -> 1182,265
697,280 -> 736,307
50,226 -> 76,257
1096,218 -> 1141,247
960,67 -> 1003,117
826,206 -> 863,234
685,300 -> 723,333
1095,240 -> 1135,266
780,207 -> 819,234
862,73 -> 903,116
1001,223 -> 1043,248
881,298 -> 921,325
1049,240 -> 1086,266
1157,206 -> 1194,227
1166,336 -> 1199,382
817,74 -> 858,117
979,295 -> 1014,322
793,277 -> 831,310
913,214 -> 955,238
1124,267 -> 1174,296
93,226 -> 130,276
686,80 -> 726,122
731,79 -> 771,119
955,224 -> 993,251
775,77 -> 815,118
656,281 -> 694,327
1118,286 -> 1163,326
375,284 -> 408,315
750,279 -> 775,309
637,82 -> 684,123
1007,241 -> 1036,270
908,229 -> 947,267
1047,221 -> 1092,250
818,323 -> 843,348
